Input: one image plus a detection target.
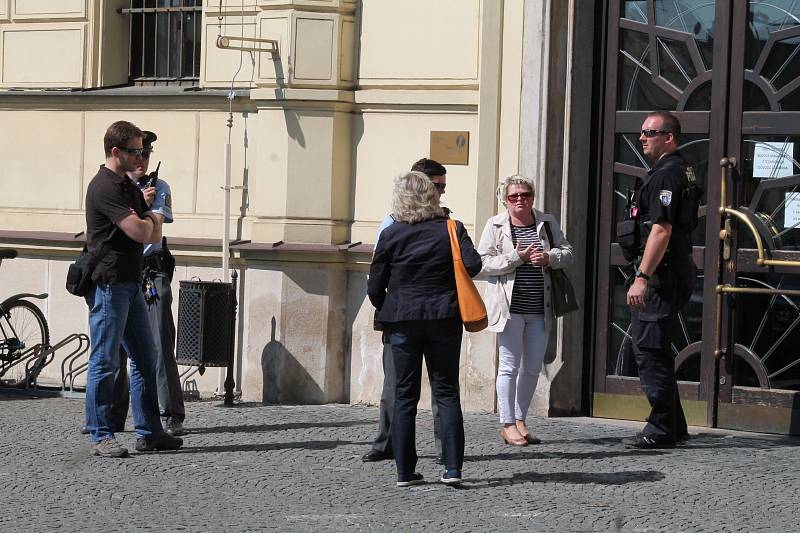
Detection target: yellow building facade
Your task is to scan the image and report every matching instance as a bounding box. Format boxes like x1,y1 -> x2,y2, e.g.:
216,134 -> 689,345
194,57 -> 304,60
0,1 -> 594,417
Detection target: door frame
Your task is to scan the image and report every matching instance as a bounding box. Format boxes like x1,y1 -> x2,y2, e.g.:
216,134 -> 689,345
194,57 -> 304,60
592,0 -> 733,428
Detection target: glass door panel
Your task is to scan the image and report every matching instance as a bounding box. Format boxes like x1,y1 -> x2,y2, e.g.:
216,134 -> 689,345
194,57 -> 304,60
715,0 -> 800,433
594,0 -> 720,425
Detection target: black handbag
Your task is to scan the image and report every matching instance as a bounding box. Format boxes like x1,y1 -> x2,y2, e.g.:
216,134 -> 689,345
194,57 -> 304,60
65,230 -> 116,297
543,222 -> 579,317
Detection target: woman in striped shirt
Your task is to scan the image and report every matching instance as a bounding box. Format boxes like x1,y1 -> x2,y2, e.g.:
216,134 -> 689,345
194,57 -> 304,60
477,175 -> 574,446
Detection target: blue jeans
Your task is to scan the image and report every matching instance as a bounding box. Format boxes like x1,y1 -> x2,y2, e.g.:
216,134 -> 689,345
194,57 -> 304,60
85,282 -> 163,442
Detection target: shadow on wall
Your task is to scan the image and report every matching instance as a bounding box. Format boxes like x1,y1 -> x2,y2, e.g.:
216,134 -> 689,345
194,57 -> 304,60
261,316 -> 324,404
272,52 -> 306,148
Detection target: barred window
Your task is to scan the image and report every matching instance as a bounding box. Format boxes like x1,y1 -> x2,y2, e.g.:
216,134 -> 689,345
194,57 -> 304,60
121,1 -> 202,86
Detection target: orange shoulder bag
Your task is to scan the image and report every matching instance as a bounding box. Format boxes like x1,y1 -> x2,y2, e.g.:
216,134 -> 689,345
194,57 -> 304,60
446,219 -> 488,332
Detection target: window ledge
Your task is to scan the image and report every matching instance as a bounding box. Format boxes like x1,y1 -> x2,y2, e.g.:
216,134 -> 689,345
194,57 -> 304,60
0,87 -> 251,98
0,230 -> 375,254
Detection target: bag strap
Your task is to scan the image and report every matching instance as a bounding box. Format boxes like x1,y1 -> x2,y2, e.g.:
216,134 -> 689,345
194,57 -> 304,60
542,220 -> 554,250
446,219 -> 462,263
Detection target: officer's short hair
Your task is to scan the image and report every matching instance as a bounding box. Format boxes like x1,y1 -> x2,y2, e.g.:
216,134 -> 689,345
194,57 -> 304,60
646,111 -> 681,140
104,121 -> 144,157
411,158 -> 447,178
496,174 -> 536,207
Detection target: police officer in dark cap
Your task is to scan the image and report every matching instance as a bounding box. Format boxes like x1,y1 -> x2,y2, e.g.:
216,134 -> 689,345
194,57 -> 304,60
82,129 -> 186,436
620,111 -> 696,449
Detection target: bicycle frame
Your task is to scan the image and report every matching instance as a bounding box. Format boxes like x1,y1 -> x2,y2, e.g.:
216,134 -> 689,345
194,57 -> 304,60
0,292 -> 48,311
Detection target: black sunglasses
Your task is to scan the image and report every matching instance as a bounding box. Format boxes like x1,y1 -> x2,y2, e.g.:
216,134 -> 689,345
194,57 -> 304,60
432,182 -> 446,192
507,192 -> 533,202
640,129 -> 672,138
117,146 -> 150,158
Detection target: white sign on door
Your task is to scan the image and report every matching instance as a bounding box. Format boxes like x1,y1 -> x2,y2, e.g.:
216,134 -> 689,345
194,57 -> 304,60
753,142 -> 795,179
784,191 -> 800,230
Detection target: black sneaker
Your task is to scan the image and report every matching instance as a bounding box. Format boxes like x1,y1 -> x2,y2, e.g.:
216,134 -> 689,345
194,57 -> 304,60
623,433 -> 675,449
440,469 -> 462,486
677,432 -> 691,444
396,473 -> 424,487
135,432 -> 183,452
361,449 -> 392,462
165,418 -> 186,437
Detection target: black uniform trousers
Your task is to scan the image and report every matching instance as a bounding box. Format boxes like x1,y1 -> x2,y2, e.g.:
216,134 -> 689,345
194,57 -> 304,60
109,268 -> 185,427
631,263 -> 695,444
372,337 -> 443,457
388,318 -> 464,476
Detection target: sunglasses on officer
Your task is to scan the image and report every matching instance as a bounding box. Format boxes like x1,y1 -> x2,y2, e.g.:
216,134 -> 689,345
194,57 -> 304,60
117,146 -> 153,159
640,129 -> 673,138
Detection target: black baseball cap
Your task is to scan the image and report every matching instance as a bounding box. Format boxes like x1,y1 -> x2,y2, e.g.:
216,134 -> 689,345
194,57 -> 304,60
142,130 -> 157,147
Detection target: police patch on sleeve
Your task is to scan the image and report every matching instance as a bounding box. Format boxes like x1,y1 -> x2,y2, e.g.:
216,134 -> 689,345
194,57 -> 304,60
659,190 -> 672,206
165,194 -> 172,207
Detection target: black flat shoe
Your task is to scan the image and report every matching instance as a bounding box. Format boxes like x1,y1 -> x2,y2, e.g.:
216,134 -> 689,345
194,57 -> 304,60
622,433 -> 675,449
135,432 -> 183,452
396,473 -> 424,487
361,449 -> 392,462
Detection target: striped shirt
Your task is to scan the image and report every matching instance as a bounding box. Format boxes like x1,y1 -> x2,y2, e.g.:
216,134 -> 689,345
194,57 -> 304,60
509,223 -> 545,315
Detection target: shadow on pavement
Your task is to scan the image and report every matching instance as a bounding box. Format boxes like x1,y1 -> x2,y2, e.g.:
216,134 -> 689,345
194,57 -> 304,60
546,433 -> 800,449
464,469 -> 666,489
0,392 -> 55,401
189,420 -> 374,434
174,439 -> 369,454
463,449 -> 665,462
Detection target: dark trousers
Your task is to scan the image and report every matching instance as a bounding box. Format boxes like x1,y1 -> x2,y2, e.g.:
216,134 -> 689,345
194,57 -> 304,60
389,318 -> 464,476
372,339 -> 442,457
631,265 -> 694,443
109,272 -> 185,426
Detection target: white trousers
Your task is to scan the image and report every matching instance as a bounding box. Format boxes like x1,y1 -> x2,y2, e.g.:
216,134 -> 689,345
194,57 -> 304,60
496,313 -> 549,424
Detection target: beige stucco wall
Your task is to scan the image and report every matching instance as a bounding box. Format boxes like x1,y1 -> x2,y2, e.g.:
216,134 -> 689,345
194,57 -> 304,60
0,1 -> 588,416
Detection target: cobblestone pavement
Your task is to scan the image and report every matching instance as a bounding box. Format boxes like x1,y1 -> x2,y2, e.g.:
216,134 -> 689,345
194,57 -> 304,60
1,392 -> 798,532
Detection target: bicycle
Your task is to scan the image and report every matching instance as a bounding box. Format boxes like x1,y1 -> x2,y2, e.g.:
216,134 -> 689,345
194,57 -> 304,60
0,249 -> 51,386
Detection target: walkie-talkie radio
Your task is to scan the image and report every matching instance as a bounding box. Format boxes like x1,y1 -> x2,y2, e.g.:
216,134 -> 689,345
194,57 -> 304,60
147,161 -> 161,188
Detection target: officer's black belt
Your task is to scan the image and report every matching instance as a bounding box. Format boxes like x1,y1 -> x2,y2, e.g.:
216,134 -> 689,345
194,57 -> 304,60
143,252 -> 169,273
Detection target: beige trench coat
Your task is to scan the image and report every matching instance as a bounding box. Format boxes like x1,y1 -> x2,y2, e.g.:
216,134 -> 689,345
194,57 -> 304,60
476,209 -> 574,333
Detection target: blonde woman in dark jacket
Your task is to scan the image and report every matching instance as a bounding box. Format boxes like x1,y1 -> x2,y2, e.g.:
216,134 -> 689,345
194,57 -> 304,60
368,171 -> 481,487
477,174 -> 574,446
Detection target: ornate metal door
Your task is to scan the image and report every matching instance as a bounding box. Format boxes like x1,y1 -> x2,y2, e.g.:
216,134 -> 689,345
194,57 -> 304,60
594,0 -> 800,434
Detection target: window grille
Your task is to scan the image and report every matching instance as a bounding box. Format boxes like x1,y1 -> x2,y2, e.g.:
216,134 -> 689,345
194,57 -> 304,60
120,1 -> 203,86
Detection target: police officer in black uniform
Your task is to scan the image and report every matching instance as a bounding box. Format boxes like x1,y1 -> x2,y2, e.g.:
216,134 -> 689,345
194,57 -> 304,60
115,130 -> 185,436
621,111 -> 696,449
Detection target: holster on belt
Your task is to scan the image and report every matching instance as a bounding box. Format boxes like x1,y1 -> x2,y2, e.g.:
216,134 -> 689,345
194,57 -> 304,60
143,237 -> 176,281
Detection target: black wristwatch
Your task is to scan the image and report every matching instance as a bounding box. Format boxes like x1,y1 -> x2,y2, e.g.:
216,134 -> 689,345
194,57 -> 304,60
635,268 -> 650,281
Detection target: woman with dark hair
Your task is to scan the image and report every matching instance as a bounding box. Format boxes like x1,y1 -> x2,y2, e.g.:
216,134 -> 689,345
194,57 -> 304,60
368,171 -> 482,487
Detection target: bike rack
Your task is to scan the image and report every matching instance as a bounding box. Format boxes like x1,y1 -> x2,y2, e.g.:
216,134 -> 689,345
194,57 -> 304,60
179,365 -> 202,400
59,334 -> 91,398
0,333 -> 89,391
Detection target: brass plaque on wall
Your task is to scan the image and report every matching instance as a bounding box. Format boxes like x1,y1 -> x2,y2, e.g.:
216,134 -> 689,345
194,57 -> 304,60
430,131 -> 470,165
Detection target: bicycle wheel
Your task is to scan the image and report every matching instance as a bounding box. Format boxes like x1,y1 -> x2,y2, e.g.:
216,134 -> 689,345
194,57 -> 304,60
2,299 -> 50,360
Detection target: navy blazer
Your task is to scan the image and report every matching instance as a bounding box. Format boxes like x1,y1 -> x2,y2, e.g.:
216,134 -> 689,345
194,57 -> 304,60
368,217 -> 482,323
